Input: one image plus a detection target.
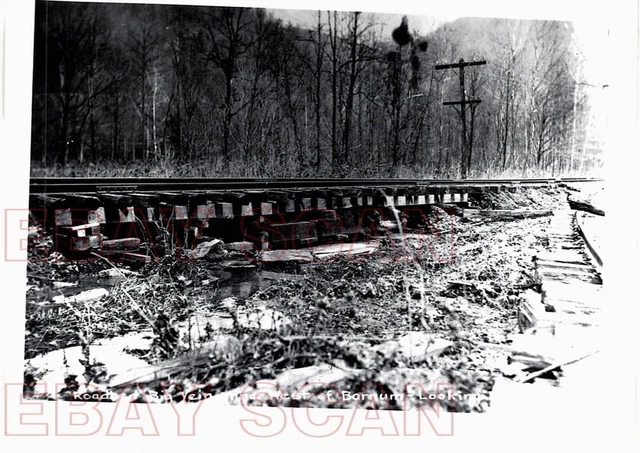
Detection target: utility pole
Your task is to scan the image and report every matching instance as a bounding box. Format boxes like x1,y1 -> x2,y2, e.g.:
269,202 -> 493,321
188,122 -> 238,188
435,58 -> 486,179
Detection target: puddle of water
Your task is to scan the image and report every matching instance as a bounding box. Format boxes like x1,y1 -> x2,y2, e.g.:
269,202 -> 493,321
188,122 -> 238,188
214,272 -> 275,300
28,266 -> 291,304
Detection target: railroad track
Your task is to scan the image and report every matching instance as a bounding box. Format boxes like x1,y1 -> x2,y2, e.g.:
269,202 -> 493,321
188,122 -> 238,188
27,175 -> 604,262
29,176 -> 603,194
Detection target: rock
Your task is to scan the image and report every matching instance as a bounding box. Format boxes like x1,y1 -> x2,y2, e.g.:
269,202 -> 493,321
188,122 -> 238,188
193,239 -> 227,260
359,282 -> 378,298
375,333 -> 453,363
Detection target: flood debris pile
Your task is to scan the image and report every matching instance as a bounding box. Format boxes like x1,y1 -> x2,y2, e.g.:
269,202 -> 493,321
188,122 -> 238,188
471,186 -> 567,211
23,186 -> 570,413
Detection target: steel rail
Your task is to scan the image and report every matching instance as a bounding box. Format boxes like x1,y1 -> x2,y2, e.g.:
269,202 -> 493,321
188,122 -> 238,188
28,177 -> 603,194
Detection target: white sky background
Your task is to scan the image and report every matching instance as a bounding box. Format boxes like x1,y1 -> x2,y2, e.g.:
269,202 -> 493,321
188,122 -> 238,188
270,9 -> 449,38
269,1 -> 611,86
1,0 -> 639,450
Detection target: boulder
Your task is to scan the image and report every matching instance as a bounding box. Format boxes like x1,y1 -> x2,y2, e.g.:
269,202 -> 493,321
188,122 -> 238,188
193,239 -> 228,260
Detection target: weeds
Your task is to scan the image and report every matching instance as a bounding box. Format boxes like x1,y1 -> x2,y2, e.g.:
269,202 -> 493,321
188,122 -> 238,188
23,186 -> 569,411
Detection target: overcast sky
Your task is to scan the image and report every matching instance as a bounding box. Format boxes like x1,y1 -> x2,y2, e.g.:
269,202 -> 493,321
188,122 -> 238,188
270,8 -> 451,37
271,5 -> 609,85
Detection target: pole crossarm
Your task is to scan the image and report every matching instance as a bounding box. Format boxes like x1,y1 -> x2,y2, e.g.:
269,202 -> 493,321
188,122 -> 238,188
435,58 -> 487,179
435,60 -> 487,70
443,99 -> 482,106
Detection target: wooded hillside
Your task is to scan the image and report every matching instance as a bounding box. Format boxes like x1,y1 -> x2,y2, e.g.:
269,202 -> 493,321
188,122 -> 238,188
30,1 -> 604,177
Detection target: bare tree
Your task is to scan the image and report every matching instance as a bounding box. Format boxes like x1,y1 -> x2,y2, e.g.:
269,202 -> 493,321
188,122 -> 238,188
198,7 -> 255,165
126,5 -> 162,161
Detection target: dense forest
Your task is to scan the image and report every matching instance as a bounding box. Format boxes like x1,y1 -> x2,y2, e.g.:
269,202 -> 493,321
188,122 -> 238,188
29,1 -> 604,178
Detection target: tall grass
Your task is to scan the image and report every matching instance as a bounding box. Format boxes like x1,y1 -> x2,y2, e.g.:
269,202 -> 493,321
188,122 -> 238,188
30,156 -> 602,179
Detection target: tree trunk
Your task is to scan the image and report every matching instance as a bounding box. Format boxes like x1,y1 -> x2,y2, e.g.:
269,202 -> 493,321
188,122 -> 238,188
112,91 -> 119,161
142,66 -> 147,161
437,77 -> 444,174
223,71 -> 233,164
569,77 -> 579,174
391,47 -> 402,172
468,104 -> 476,176
342,12 -> 360,168
329,11 -> 339,170
502,71 -> 510,172
152,67 -> 159,161
315,11 -> 323,172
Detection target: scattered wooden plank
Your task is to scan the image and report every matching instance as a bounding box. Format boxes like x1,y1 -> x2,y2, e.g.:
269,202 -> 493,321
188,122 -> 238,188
102,238 -> 141,250
545,299 -> 602,315
535,260 -> 595,271
225,241 -> 254,252
541,280 -> 603,303
568,195 -> 604,216
463,209 -> 552,219
260,249 -> 314,263
58,222 -> 101,238
518,290 -> 555,334
120,252 -> 154,264
312,242 -> 378,259
535,251 -> 587,264
536,266 -> 602,284
515,350 -> 600,383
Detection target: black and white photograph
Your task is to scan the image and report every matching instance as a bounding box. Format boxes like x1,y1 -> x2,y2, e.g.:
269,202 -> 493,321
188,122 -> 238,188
2,0 -> 638,445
